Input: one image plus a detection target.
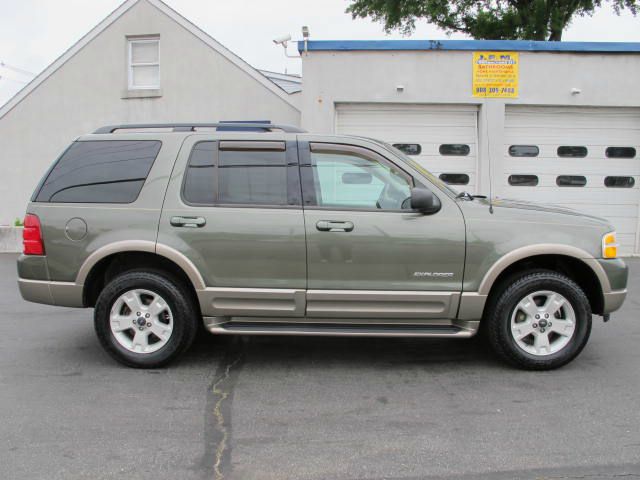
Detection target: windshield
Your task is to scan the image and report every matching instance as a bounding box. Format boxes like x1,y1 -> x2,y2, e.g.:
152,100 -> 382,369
366,138 -> 461,197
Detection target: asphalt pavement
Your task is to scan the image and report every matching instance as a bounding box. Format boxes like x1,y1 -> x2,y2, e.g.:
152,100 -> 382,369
1,253 -> 639,480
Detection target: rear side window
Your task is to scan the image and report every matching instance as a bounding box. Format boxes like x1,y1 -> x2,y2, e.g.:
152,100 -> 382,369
35,140 -> 161,203
182,141 -> 297,206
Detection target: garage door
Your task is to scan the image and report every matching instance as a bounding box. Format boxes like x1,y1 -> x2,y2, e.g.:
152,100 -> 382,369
502,106 -> 640,254
336,104 -> 479,193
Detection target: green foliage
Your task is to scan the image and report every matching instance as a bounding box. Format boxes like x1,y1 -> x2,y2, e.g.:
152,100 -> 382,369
14,218 -> 24,227
347,0 -> 639,41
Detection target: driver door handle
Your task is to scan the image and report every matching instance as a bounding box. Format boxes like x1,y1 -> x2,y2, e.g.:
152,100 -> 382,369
316,220 -> 354,232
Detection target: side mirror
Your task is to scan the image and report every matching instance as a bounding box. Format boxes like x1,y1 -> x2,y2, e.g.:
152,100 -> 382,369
410,187 -> 441,214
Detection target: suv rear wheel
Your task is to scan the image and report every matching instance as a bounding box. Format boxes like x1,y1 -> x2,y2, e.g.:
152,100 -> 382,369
94,270 -> 198,368
486,271 -> 592,370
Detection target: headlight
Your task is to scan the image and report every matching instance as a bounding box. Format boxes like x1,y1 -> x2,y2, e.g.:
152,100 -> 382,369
602,231 -> 618,259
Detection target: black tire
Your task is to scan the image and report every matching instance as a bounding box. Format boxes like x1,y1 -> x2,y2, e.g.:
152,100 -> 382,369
94,270 -> 199,368
485,270 -> 592,370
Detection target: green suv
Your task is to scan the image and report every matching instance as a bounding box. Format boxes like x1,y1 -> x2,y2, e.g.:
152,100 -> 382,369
17,123 -> 628,370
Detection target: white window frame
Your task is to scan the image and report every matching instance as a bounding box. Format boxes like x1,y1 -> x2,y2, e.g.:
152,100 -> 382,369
127,37 -> 160,90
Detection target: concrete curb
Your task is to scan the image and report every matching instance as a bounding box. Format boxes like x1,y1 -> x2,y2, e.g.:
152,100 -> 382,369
0,226 -> 22,253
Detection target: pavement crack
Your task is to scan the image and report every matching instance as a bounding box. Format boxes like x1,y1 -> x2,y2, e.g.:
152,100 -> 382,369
200,340 -> 246,480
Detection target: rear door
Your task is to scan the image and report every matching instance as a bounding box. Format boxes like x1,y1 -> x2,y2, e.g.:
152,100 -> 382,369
158,134 -> 307,317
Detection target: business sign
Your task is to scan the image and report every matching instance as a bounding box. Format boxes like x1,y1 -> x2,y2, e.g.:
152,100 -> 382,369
472,52 -> 519,98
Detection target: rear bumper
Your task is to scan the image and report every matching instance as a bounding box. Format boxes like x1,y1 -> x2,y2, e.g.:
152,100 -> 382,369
18,278 -> 84,307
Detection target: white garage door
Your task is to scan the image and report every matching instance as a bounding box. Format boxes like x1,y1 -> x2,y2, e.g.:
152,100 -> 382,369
336,104 -> 479,193
502,106 -> 640,254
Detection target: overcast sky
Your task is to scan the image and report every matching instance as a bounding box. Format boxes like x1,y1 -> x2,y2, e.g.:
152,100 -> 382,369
1,0 -> 639,106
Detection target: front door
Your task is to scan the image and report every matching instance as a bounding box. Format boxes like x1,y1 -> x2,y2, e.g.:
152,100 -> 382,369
299,139 -> 466,319
158,135 -> 306,317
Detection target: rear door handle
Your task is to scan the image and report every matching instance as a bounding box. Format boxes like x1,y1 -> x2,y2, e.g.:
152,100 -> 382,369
170,216 -> 206,228
316,220 -> 354,232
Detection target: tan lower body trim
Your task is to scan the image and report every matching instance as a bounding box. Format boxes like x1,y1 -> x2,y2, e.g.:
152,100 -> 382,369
603,289 -> 627,314
457,292 -> 488,321
198,287 -> 461,319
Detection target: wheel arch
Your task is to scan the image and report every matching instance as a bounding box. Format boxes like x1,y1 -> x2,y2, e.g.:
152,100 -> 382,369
78,241 -> 205,308
479,246 -> 608,316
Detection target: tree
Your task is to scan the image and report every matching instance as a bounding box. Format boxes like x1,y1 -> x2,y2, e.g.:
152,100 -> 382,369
346,0 -> 639,41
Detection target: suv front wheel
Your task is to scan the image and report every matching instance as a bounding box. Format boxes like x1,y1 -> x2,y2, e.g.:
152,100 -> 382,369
486,271 -> 592,370
94,270 -> 199,368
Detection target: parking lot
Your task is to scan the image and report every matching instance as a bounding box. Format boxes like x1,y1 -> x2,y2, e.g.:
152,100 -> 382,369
1,253 -> 640,480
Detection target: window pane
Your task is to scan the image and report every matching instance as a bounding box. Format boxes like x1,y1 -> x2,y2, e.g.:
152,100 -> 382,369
183,142 -> 216,204
131,65 -> 159,87
604,176 -> 635,188
309,152 -> 411,209
35,140 -> 161,203
557,146 -> 587,158
509,145 -> 539,157
131,41 -> 159,63
439,144 -> 470,156
218,148 -> 288,205
606,147 -> 636,159
556,175 -> 586,187
439,173 -> 469,185
219,167 -> 287,205
392,143 -> 421,155
508,174 -> 539,186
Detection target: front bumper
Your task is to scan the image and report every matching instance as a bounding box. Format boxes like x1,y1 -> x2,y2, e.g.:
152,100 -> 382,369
18,278 -> 84,307
598,258 -> 629,314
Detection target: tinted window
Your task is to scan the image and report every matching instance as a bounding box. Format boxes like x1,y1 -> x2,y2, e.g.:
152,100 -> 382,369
304,150 -> 412,210
183,142 -> 216,204
439,144 -> 470,156
557,146 -> 587,158
556,175 -> 587,187
439,173 -> 469,185
392,143 -> 421,155
182,141 -> 291,206
509,145 -> 539,157
606,147 -> 636,159
508,174 -> 539,186
35,140 -> 161,203
604,176 -> 635,188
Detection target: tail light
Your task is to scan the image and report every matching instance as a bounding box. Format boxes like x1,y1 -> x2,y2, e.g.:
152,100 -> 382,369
23,214 -> 45,255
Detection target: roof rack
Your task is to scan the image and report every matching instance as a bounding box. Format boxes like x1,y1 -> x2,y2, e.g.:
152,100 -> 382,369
93,123 -> 306,134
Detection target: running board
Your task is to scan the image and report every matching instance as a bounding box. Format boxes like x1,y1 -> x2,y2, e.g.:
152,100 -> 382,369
203,319 -> 476,338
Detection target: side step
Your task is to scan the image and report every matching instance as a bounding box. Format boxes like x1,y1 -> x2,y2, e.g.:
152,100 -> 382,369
203,320 -> 476,338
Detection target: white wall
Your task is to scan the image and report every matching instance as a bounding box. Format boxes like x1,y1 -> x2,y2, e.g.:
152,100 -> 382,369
300,49 -> 640,194
0,0 -> 300,224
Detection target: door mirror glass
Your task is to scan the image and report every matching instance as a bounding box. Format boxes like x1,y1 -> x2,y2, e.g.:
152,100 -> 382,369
342,172 -> 373,185
410,188 -> 441,214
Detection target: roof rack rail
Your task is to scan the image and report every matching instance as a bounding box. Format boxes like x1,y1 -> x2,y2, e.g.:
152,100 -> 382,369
93,123 -> 306,134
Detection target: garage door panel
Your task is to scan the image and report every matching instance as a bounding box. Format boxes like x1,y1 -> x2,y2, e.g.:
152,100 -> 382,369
337,103 -> 479,193
503,106 -> 640,253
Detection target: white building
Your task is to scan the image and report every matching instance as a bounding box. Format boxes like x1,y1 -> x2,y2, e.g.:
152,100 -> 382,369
298,40 -> 640,253
0,0 -> 300,226
1,1 -> 639,254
